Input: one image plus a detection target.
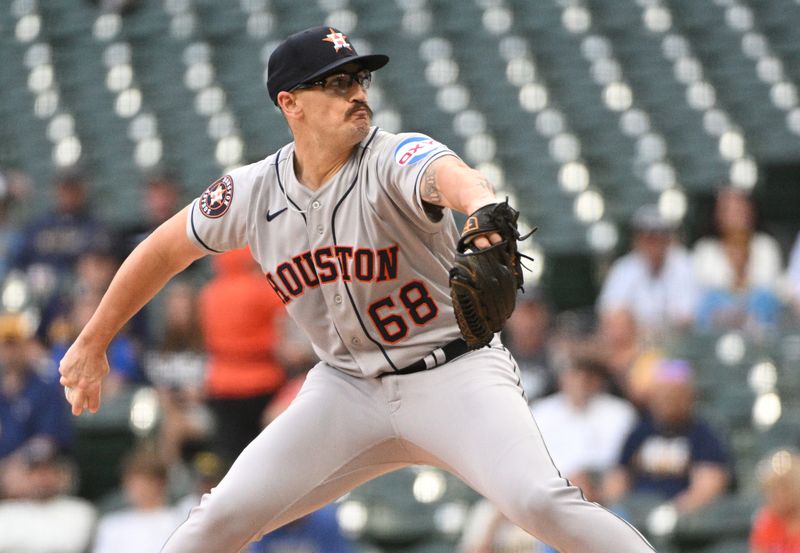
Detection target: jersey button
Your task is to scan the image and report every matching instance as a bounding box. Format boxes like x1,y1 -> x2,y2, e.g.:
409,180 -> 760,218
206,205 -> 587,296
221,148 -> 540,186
316,225 -> 324,234
311,200 -> 321,210
334,294 -> 343,304
351,337 -> 362,346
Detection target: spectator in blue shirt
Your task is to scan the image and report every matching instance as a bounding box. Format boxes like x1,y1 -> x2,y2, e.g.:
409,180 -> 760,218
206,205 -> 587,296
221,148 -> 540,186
48,291 -> 142,397
0,313 -> 72,463
10,170 -> 112,307
604,359 -> 730,514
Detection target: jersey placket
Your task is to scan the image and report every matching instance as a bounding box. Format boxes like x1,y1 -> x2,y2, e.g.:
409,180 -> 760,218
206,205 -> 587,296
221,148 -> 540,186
288,155 -> 373,371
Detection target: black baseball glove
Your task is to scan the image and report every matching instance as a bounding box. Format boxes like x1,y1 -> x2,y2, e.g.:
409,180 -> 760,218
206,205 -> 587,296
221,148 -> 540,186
449,201 -> 534,349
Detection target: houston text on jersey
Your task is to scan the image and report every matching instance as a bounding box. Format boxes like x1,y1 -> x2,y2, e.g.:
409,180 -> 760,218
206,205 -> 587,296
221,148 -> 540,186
265,244 -> 399,304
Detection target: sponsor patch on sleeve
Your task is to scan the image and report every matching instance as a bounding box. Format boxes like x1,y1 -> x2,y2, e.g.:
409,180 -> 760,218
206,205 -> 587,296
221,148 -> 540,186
393,135 -> 442,167
199,175 -> 234,218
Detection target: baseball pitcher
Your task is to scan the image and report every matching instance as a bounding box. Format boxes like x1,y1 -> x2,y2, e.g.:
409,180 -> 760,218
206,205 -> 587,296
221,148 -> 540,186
59,26 -> 656,553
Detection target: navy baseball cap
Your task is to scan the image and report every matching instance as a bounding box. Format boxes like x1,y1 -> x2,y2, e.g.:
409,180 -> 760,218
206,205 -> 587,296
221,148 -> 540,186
267,26 -> 389,105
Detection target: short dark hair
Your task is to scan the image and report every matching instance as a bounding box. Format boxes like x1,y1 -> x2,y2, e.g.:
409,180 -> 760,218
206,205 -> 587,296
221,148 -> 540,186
571,357 -> 609,379
121,445 -> 168,482
54,167 -> 89,188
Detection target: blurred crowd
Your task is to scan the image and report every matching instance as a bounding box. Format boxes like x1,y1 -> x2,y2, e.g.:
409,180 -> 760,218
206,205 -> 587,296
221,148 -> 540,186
1,167 -> 800,553
459,188 -> 800,553
0,168 -> 347,553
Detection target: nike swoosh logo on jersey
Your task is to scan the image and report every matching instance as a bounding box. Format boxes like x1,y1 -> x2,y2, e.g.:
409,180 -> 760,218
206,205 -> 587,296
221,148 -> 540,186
266,207 -> 288,222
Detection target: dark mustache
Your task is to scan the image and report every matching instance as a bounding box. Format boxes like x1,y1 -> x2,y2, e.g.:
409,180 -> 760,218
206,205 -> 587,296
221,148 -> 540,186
347,102 -> 373,117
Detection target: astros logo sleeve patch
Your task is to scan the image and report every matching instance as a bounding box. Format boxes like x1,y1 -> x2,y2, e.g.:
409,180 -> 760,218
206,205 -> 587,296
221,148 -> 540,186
200,175 -> 234,218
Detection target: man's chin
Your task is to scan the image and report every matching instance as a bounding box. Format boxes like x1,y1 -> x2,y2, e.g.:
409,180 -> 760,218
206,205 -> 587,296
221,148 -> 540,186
352,118 -> 371,139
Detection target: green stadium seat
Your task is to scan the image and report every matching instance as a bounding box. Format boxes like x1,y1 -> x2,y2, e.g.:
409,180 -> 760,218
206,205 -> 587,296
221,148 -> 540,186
698,539 -> 750,553
72,386 -> 158,500
345,467 -> 476,546
383,541 -> 455,553
673,494 -> 757,547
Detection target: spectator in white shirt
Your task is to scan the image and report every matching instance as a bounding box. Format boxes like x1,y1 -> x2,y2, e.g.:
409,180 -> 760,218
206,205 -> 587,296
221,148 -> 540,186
459,358 -> 637,553
531,357 -> 639,497
93,446 -> 184,553
693,187 -> 782,331
0,438 -> 96,553
598,205 -> 698,339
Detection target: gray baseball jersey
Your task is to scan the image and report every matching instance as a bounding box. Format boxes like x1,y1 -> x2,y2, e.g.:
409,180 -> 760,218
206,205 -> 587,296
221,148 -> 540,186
186,127 -> 463,377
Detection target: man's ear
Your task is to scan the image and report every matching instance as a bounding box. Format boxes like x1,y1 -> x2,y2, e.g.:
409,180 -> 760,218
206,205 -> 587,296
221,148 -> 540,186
277,91 -> 301,120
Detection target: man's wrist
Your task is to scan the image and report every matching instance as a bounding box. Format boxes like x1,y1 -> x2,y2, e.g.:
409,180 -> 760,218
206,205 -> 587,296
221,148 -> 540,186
464,197 -> 497,216
73,330 -> 111,352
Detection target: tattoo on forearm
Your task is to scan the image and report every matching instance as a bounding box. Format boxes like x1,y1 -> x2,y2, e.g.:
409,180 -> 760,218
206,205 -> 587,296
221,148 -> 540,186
421,166 -> 442,204
476,178 -> 494,193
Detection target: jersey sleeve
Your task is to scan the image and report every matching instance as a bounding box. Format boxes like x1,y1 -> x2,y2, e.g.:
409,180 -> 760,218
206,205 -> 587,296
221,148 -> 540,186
375,132 -> 459,229
185,167 -> 253,253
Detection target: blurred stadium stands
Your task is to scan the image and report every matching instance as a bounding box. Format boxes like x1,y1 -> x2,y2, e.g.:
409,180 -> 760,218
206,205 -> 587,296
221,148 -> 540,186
4,0 -> 800,242
3,0 -> 800,552
5,0 -> 800,304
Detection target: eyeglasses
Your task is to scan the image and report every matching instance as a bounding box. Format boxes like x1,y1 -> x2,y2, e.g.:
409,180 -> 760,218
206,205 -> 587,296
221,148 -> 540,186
291,69 -> 372,95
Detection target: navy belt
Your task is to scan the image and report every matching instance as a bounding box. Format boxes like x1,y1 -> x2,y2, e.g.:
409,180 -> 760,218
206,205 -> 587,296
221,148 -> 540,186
378,338 -> 471,378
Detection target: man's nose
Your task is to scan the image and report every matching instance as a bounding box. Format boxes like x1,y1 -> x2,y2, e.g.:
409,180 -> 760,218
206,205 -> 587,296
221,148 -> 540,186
350,83 -> 368,102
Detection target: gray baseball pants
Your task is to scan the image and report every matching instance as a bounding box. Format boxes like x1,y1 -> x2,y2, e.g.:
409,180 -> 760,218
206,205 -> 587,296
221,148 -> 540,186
161,346 -> 655,553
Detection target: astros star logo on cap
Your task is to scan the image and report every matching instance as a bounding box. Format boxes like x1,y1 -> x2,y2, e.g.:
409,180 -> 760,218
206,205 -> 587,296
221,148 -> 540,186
322,27 -> 352,52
